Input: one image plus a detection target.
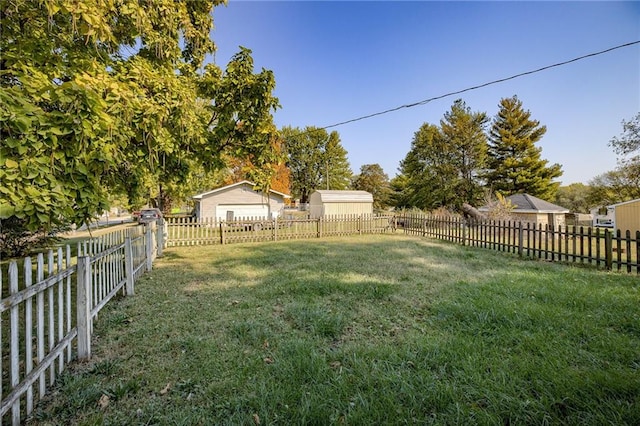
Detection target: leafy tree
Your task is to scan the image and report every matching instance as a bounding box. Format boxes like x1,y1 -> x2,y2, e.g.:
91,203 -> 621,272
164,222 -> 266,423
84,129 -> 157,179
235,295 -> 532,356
485,96 -> 562,200
587,165 -> 640,206
352,164 -> 391,210
609,112 -> 640,159
583,113 -> 640,209
0,1 -> 279,251
399,100 -> 488,211
554,183 -> 592,213
282,127 -> 352,203
222,134 -> 291,195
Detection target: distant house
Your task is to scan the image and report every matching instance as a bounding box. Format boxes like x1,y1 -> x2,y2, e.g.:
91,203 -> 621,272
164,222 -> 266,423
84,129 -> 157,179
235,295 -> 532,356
309,190 -> 373,218
591,198 -> 640,234
478,193 -> 570,227
192,181 -> 290,221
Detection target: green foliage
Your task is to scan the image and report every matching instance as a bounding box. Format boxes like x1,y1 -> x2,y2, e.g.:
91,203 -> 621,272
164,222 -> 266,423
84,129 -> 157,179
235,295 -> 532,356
398,100 -> 488,211
554,183 -> 593,213
485,96 -> 562,199
589,113 -> 640,206
1,1 -> 279,242
352,164 -> 391,209
588,166 -> 640,206
282,127 -> 352,202
0,216 -> 70,258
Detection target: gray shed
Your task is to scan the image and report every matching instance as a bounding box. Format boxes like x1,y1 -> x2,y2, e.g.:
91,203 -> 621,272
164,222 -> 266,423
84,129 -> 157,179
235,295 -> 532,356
309,190 -> 373,218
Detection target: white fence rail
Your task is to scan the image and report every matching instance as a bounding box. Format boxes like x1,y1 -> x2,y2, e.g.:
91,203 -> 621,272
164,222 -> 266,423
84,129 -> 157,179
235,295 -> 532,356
0,223 -> 163,425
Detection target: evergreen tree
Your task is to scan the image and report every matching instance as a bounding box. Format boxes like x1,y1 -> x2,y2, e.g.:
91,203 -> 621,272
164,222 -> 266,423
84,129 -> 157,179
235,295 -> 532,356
485,96 -> 562,200
321,135 -> 353,191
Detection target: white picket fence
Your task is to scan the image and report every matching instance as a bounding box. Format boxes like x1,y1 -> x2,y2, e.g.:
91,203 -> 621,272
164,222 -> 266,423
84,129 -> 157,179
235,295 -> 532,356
0,222 -> 165,425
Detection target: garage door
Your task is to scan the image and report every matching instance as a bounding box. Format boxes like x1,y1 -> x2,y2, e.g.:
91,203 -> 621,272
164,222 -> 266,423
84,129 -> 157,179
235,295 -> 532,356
217,204 -> 269,221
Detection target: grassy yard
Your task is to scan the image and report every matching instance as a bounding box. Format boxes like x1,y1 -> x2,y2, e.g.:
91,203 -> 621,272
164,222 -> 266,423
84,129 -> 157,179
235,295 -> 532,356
31,235 -> 640,425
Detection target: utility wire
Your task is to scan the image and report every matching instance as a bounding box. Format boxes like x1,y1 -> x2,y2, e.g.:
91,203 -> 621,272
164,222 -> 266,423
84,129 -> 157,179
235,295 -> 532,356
318,40 -> 640,131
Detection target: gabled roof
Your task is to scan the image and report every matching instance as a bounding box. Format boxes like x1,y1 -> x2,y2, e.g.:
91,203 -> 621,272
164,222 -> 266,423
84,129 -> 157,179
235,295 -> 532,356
312,190 -> 373,203
479,193 -> 569,213
193,180 -> 291,200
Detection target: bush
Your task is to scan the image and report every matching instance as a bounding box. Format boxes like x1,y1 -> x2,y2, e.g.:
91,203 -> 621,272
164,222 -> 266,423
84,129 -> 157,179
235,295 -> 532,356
0,217 -> 70,259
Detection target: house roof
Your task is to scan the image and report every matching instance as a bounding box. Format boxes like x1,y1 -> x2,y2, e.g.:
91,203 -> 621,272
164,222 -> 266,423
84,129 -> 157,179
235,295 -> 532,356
479,193 -> 570,213
312,190 -> 373,203
192,180 -> 291,200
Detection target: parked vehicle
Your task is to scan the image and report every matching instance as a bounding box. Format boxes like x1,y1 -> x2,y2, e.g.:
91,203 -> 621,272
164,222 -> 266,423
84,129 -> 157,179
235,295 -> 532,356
138,208 -> 163,224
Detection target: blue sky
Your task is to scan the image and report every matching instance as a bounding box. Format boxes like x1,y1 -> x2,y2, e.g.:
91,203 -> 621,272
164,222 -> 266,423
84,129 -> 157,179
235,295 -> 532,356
208,1 -> 639,186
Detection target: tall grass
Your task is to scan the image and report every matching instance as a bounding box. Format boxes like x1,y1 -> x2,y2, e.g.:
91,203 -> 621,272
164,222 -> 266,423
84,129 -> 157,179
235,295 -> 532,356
31,235 -> 640,425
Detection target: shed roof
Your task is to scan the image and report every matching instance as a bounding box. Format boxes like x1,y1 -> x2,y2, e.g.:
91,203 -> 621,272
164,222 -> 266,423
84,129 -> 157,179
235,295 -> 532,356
479,193 -> 569,213
192,180 -> 290,200
312,190 -> 373,203
608,198 -> 640,208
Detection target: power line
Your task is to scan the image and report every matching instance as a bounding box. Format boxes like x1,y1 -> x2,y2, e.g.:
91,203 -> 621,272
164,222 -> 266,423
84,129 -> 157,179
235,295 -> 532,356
318,40 -> 640,131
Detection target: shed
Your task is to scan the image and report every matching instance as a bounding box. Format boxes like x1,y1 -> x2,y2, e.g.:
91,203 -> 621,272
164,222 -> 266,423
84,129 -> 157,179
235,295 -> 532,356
478,193 -> 570,227
592,198 -> 640,234
193,181 -> 290,221
309,190 -> 373,218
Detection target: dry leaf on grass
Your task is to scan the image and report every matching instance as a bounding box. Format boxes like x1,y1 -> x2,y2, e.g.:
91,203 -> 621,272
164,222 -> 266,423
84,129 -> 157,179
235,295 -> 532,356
98,394 -> 110,409
263,357 -> 274,364
262,339 -> 269,349
253,413 -> 261,425
160,382 -> 171,395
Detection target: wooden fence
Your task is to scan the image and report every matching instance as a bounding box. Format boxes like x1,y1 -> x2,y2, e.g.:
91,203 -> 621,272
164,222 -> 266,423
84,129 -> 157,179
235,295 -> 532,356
0,223 -> 164,425
396,213 -> 640,274
165,214 -> 394,247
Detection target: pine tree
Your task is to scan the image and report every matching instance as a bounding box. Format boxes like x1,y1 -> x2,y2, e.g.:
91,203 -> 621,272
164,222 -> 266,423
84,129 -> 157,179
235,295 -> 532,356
485,96 -> 562,200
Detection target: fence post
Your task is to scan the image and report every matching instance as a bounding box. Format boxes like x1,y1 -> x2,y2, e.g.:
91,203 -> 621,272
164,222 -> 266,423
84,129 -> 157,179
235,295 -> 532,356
518,222 -> 524,257
273,217 -> 278,241
157,220 -> 165,257
605,229 -> 612,271
77,256 -> 92,361
220,222 -> 225,245
318,218 -> 322,238
124,237 -> 134,296
145,225 -> 153,271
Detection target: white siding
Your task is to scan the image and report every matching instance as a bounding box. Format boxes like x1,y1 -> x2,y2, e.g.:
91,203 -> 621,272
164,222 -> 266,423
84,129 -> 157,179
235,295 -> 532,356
197,183 -> 285,220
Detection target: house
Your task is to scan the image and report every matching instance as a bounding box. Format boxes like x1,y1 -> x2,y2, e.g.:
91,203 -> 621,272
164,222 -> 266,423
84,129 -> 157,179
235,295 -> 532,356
309,190 -> 373,218
478,193 -> 570,227
192,181 -> 290,221
591,198 -> 640,233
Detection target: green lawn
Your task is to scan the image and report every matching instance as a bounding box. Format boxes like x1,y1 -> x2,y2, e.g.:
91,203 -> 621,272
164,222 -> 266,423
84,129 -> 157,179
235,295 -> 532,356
31,234 -> 640,425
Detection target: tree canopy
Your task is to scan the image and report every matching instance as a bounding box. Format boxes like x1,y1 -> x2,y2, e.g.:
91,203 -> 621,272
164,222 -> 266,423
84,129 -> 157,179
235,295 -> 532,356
282,126 -> 352,203
398,100 -> 488,211
352,164 -> 391,210
484,96 -> 562,200
0,0 -> 279,234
